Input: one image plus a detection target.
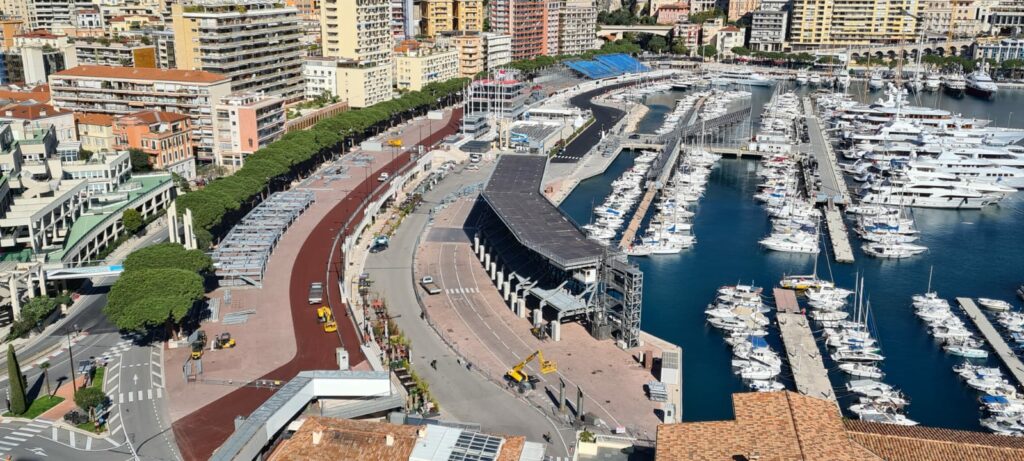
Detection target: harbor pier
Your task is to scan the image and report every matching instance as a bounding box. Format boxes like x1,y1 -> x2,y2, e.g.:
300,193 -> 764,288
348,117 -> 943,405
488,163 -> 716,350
823,207 -> 855,263
775,288 -> 837,404
958,297 -> 1024,389
800,97 -> 855,264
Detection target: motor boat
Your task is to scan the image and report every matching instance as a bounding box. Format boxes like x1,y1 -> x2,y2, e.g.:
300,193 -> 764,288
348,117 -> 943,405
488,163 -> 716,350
978,298 -> 1013,312
862,241 -> 928,259
944,344 -> 989,359
944,71 -> 967,97
924,72 -> 941,92
868,71 -> 885,91
795,70 -> 809,86
839,363 -> 884,379
966,68 -> 998,99
748,380 -> 785,392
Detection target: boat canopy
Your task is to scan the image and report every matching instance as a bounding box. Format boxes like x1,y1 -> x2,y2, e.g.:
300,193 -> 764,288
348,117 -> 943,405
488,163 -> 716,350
982,395 -> 1010,404
750,337 -> 769,349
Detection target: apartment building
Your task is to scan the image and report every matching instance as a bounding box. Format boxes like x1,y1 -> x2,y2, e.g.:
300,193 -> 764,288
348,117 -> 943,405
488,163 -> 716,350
394,44 -> 459,91
727,0 -> 758,21
489,0 -> 550,59
391,0 -> 414,38
48,66 -> 232,160
113,110 -> 195,178
75,112 -> 115,152
421,0 -> 484,37
320,0 -> 394,107
0,101 -> 76,142
486,32 -> 512,69
455,0 -> 484,32
107,14 -> 162,33
558,0 -> 597,56
978,37 -> 1024,60
749,0 -> 787,52
991,0 -> 1024,33
0,20 -> 22,51
172,0 -> 304,102
789,0 -> 921,49
656,3 -> 689,24
689,0 -> 724,14
212,92 -> 285,167
302,56 -> 339,98
441,31 -> 513,77
74,40 -> 157,67
920,0 -> 994,37
421,0 -> 453,37
0,0 -> 28,23
27,0 -> 76,30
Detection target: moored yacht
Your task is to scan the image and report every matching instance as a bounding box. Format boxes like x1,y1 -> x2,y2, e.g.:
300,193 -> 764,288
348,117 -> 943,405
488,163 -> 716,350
966,68 -> 998,99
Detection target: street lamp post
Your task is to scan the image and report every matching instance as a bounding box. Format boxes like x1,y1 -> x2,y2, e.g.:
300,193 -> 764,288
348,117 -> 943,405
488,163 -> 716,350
66,328 -> 77,393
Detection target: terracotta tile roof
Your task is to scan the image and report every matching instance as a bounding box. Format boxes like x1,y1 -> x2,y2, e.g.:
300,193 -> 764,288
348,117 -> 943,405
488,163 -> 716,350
659,2 -> 689,10
655,392 -> 879,461
75,112 -> 114,126
269,417 -> 423,461
845,420 -> 1024,461
0,102 -> 69,120
15,29 -> 60,39
53,65 -> 230,84
496,435 -> 526,461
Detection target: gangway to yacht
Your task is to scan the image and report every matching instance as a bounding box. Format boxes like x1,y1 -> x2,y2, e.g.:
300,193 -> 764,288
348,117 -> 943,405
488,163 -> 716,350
775,288 -> 838,404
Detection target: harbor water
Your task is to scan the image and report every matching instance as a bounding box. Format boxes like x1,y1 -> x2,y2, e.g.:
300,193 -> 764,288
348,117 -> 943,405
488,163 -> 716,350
559,84 -> 1024,430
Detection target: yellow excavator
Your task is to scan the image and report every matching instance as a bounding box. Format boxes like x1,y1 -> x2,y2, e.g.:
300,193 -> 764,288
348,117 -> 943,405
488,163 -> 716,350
317,306 -> 338,333
505,350 -> 557,384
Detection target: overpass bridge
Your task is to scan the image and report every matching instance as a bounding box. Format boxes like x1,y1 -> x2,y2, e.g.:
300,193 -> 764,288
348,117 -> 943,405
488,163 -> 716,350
598,24 -> 674,40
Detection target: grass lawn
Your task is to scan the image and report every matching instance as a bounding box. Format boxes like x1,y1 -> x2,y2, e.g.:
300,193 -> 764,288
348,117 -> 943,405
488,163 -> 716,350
75,421 -> 105,434
91,367 -> 105,390
2,395 -> 65,419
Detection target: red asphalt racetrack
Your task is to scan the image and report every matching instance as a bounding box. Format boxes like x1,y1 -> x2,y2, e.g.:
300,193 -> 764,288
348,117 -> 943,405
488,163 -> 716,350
171,108 -> 463,460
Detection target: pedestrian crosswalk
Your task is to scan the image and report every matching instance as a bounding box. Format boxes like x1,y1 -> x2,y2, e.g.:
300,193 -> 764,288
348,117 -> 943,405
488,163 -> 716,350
99,339 -> 135,362
0,421 -> 49,456
446,287 -> 480,295
115,387 -> 163,404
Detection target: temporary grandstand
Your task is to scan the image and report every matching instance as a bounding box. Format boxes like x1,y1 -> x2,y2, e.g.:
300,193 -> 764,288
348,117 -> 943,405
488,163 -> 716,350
475,154 -> 644,348
564,54 -> 650,79
212,190 -> 315,287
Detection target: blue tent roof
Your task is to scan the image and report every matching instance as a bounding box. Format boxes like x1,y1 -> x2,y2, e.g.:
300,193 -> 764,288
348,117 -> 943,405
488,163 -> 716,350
750,337 -> 769,348
982,395 -> 1009,404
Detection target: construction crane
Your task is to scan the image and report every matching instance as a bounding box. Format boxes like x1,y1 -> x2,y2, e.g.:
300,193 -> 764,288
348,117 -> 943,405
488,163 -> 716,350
505,350 -> 557,384
317,306 -> 338,333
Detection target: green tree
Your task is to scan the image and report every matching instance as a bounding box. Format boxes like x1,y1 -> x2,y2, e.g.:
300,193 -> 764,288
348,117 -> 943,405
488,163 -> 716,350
731,46 -> 751,56
171,172 -> 191,194
122,208 -> 143,234
671,42 -> 689,55
74,387 -> 106,422
123,243 -> 212,273
128,148 -> 152,173
647,36 -> 667,53
698,45 -> 717,58
78,149 -> 94,161
39,361 -> 51,396
7,345 -> 26,415
688,8 -> 724,24
103,269 -> 204,332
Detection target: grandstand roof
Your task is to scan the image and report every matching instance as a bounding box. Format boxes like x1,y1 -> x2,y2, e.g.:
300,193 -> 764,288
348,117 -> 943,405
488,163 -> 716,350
481,155 -> 602,271
565,54 -> 650,79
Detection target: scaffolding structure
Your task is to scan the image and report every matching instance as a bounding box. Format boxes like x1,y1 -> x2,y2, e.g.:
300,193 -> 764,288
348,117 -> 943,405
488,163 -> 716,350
212,190 -> 315,287
593,251 -> 643,349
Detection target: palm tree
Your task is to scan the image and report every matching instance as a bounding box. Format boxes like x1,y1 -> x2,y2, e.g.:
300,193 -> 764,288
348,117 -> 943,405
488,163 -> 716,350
40,362 -> 51,396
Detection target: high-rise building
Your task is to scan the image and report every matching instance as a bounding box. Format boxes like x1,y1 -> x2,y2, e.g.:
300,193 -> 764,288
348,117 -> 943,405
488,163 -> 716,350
320,0 -> 394,107
558,0 -> 597,56
421,0 -> 453,37
172,0 -> 304,102
789,0 -> 921,49
0,0 -> 28,23
455,0 -> 484,31
391,0 -> 414,38
749,0 -> 787,52
421,0 -> 482,37
489,0 -> 551,59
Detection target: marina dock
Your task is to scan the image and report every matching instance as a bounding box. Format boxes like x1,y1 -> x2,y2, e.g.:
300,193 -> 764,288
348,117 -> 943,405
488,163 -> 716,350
823,208 -> 855,263
775,288 -> 837,403
957,297 -> 1024,389
800,97 -> 850,205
